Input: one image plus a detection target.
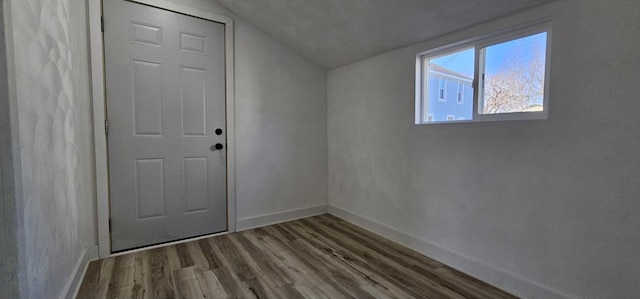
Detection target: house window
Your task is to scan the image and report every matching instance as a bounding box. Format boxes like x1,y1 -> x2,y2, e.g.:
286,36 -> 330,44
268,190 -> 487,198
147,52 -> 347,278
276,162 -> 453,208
446,115 -> 455,121
415,21 -> 551,124
438,77 -> 446,101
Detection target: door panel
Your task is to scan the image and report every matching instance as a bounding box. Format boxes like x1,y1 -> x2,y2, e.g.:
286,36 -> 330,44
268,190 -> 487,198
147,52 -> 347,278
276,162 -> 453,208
132,60 -> 164,136
183,157 -> 209,213
181,66 -> 207,136
135,159 -> 165,219
104,0 -> 227,252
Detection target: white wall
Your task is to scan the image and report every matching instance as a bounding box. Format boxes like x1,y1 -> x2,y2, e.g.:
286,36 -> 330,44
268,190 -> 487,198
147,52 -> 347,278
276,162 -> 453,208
163,0 -> 328,227
328,1 -> 640,298
4,0 -> 97,298
234,21 -> 328,222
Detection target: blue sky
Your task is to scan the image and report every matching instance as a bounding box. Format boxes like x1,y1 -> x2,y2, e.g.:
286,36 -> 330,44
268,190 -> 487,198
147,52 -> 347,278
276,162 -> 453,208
431,47 -> 475,77
430,32 -> 547,78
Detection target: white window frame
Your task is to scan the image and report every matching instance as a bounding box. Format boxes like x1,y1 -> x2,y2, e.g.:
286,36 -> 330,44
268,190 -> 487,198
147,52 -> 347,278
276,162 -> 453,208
415,19 -> 552,125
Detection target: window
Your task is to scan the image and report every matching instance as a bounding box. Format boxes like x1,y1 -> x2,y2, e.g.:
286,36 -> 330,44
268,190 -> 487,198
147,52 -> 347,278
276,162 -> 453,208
438,77 -> 446,101
416,21 -> 551,124
446,115 -> 455,121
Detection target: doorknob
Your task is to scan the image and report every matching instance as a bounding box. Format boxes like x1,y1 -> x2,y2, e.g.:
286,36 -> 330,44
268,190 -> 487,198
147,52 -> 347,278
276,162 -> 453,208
211,143 -> 224,151
215,128 -> 223,135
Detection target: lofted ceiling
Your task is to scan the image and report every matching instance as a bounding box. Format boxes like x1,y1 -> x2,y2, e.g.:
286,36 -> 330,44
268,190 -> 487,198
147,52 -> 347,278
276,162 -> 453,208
211,0 -> 557,70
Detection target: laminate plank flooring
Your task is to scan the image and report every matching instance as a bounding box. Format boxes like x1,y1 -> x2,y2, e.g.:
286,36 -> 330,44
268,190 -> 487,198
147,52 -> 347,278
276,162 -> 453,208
77,214 -> 517,299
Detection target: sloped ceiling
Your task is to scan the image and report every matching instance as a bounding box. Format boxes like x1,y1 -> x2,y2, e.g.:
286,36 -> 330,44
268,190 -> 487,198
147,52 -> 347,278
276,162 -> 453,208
211,0 -> 557,69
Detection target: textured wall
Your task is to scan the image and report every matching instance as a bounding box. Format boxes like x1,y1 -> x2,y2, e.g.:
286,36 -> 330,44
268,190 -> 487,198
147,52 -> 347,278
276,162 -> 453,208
0,2 -> 22,298
5,0 -> 97,298
328,0 -> 640,298
163,0 -> 328,222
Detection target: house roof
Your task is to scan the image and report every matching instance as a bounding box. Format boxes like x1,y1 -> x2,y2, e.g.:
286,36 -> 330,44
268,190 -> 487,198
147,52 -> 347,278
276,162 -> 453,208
211,0 -> 559,70
428,63 -> 473,81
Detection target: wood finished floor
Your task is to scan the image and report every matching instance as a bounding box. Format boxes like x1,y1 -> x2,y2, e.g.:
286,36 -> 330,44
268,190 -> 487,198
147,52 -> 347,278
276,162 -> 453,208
77,214 -> 517,299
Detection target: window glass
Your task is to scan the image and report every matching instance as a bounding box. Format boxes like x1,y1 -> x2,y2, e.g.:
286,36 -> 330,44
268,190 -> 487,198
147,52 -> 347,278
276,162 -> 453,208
479,32 -> 547,114
438,77 -> 446,100
424,47 -> 474,122
457,82 -> 464,104
417,24 -> 550,125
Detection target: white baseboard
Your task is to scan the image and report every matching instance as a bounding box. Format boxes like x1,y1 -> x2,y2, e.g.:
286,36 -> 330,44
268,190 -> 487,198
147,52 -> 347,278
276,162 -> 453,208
328,205 -> 572,299
62,245 -> 99,299
236,204 -> 328,231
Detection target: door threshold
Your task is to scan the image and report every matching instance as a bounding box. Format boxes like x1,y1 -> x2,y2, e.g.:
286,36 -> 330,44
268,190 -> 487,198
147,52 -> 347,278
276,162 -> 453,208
109,230 -> 228,258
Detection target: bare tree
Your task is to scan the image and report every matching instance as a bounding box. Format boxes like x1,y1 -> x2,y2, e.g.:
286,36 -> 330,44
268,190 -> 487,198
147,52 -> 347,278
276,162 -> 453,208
483,43 -> 545,114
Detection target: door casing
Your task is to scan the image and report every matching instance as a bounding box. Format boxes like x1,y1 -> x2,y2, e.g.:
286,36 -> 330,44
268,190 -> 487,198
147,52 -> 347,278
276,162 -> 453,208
89,0 -> 236,258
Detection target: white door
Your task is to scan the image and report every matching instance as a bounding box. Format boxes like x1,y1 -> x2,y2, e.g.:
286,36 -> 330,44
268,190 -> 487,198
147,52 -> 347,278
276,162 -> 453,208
104,0 -> 227,252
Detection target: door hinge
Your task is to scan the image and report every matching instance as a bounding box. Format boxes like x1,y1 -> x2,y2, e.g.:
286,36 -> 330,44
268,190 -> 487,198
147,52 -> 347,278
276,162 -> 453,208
101,16 -> 104,32
105,119 -> 109,135
108,219 -> 112,232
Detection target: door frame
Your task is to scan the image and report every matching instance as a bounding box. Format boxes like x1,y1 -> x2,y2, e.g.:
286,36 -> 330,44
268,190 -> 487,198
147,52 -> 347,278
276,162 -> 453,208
89,0 -> 236,258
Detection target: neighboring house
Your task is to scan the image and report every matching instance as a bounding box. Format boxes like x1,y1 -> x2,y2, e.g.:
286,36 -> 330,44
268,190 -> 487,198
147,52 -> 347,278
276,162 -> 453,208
426,63 -> 473,121
524,104 -> 544,112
